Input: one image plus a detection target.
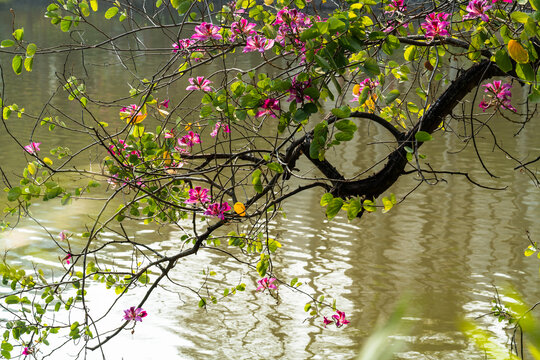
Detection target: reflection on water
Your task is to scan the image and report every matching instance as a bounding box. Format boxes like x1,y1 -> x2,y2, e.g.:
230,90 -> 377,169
1,2 -> 540,359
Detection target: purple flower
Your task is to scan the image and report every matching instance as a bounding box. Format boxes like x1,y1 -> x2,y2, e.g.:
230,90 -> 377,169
243,35 -> 275,53
386,0 -> 406,14
204,202 -> 231,220
421,12 -> 450,41
179,131 -> 201,147
230,18 -> 257,41
210,122 -> 230,137
256,277 -> 277,291
59,231 -> 68,241
463,0 -> 492,22
256,98 -> 281,118
185,186 -> 210,204
123,306 -> 148,322
186,77 -> 213,92
24,142 -> 41,154
191,22 -> 222,42
332,310 -> 350,327
323,316 -> 333,327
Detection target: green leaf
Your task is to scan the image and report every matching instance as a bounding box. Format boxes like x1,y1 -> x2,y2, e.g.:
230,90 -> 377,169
12,56 -> 22,75
60,17 -> 72,32
385,89 -> 400,104
363,199 -> 377,212
4,295 -> 19,304
347,198 -> 362,220
7,187 -> 21,202
1,350 -> 10,359
267,162 -> 284,173
331,106 -> 351,119
516,63 -> 535,82
404,45 -> 417,61
252,169 -> 263,193
415,131 -> 432,142
326,198 -> 344,220
1,343 -> 13,352
495,49 -> 513,73
327,17 -> 347,34
24,57 -> 33,72
262,24 -> 277,39
320,193 -> 333,206
80,0 -> 90,16
511,11 -> 530,23
528,86 -> 540,103
300,27 -> 320,42
335,132 -> 354,141
335,119 -> 357,133
1,40 -> 14,48
105,7 -> 119,19
26,43 -> 37,57
363,58 -> 380,76
12,28 -> 24,41
530,0 -> 540,10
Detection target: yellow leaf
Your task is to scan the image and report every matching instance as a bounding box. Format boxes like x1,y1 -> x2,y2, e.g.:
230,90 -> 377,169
90,0 -> 98,11
162,151 -> 172,166
508,40 -> 529,64
234,202 -> 246,216
157,109 -> 169,117
382,196 -> 393,213
264,0 -> 273,5
43,157 -> 53,166
27,162 -> 37,175
352,84 -> 361,95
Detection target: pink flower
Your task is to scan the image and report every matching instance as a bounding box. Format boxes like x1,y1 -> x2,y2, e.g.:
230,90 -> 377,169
164,129 -> 175,138
244,35 -> 275,53
186,77 -> 213,92
172,38 -> 194,53
185,186 -> 210,204
492,0 -> 511,3
478,80 -> 515,112
119,104 -> 146,124
256,277 -> 277,291
256,98 -> 280,118
332,310 -> 350,327
63,253 -> 72,265
123,306 -> 148,322
159,99 -> 170,108
351,78 -> 379,102
463,0 -> 492,22
24,142 -> 41,154
210,122 -> 230,137
386,0 -> 406,14
323,316 -> 333,327
22,347 -> 30,356
179,131 -> 201,147
421,13 -> 450,41
59,231 -> 68,241
230,18 -> 257,41
204,202 -> 231,220
191,22 -> 222,41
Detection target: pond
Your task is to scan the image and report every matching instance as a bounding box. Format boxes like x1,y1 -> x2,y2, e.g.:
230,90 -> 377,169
1,1 -> 539,359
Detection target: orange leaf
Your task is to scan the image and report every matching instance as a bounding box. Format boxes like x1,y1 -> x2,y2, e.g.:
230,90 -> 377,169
507,40 -> 529,64
234,202 -> 246,216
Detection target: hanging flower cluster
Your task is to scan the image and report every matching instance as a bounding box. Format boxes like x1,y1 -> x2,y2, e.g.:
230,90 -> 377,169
463,0 -> 492,22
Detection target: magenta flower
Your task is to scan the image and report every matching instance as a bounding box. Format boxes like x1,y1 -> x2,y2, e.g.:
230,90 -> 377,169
186,77 -> 213,92
22,347 -> 30,356
204,202 -> 231,220
230,18 -> 257,41
164,129 -> 175,138
421,12 -> 450,41
210,122 -> 230,137
185,186 -> 210,204
256,98 -> 281,118
191,22 -> 222,41
179,131 -> 201,147
159,99 -> 170,108
463,0 -> 492,22
351,78 -> 379,102
24,142 -> 41,154
244,35 -> 275,53
123,306 -> 148,322
287,77 -> 313,103
332,310 -> 350,327
492,0 -> 511,3
323,316 -> 334,328
478,80 -> 515,112
386,0 -> 406,14
63,253 -> 72,265
256,277 -> 277,291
